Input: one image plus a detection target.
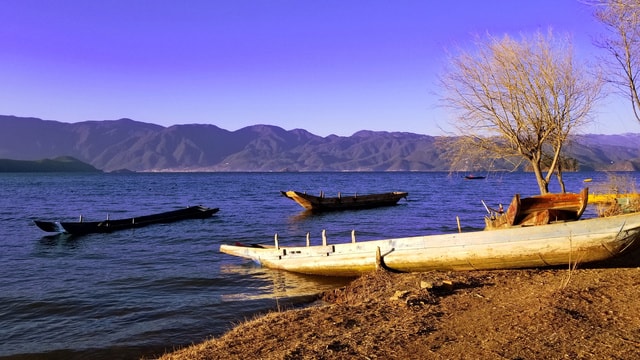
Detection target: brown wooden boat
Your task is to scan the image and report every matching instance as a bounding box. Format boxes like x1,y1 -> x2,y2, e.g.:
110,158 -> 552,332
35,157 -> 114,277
484,188 -> 589,230
281,190 -> 408,212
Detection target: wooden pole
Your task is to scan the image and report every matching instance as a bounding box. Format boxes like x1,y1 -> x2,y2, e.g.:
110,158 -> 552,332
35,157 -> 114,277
456,216 -> 461,233
306,232 -> 310,247
351,229 -> 356,243
322,229 -> 327,246
274,233 -> 279,249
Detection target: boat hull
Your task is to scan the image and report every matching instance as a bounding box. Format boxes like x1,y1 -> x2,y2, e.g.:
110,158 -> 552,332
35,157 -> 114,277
35,206 -> 219,235
220,212 -> 640,277
485,188 -> 589,230
281,190 -> 408,211
589,193 -> 640,204
34,220 -> 63,233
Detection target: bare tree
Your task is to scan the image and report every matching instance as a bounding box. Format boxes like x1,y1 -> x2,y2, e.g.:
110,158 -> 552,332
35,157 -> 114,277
440,30 -> 602,194
592,0 -> 640,122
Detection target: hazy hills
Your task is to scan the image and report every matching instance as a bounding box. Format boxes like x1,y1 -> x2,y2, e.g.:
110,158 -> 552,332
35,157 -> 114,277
0,156 -> 101,172
1,115 -> 639,172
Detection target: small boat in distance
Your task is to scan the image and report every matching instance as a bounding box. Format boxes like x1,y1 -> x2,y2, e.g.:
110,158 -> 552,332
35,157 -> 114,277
34,205 -> 219,235
464,175 -> 486,180
220,211 -> 640,277
484,188 -> 589,230
281,190 -> 408,212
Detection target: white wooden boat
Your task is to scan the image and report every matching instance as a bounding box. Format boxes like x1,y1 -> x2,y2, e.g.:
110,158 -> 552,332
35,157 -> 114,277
220,212 -> 640,277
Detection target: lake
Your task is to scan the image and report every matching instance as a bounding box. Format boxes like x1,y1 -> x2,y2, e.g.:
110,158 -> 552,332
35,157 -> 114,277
0,171 -> 631,359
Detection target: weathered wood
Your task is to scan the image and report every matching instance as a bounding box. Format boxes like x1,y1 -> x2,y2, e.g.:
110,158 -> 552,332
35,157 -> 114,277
35,205 -> 219,235
220,211 -> 640,277
485,188 -> 588,230
281,190 -> 408,212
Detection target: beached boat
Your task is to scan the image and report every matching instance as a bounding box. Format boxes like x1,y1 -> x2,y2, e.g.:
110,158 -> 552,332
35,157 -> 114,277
484,188 -> 589,230
34,205 -> 219,235
281,190 -> 408,211
220,211 -> 640,277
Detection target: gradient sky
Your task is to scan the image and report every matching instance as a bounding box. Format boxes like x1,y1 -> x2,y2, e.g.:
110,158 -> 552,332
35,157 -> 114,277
2,0 -> 639,136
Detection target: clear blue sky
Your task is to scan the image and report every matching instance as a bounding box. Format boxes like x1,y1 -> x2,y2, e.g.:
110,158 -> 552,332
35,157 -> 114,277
1,0 -> 638,136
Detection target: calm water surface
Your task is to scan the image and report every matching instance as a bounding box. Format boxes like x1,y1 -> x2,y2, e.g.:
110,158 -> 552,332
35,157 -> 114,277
0,171 -> 630,359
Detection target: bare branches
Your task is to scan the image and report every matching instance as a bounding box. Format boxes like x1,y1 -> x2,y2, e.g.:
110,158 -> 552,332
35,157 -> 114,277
592,0 -> 640,122
440,30 -> 603,194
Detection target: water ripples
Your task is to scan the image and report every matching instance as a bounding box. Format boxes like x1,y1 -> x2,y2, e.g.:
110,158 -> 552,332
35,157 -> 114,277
0,171 -> 628,359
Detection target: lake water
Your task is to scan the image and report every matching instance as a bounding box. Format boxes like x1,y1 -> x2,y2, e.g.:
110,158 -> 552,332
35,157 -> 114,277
0,171 -> 632,359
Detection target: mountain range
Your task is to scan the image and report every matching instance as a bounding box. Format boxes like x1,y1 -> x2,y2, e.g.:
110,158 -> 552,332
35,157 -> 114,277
1,115 -> 639,172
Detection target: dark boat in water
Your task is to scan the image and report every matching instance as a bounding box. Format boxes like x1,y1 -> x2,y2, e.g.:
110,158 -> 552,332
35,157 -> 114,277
464,175 -> 486,180
281,190 -> 408,212
34,220 -> 64,233
34,205 -> 219,235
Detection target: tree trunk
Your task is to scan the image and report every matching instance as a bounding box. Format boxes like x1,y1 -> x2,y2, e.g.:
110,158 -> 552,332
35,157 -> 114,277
531,161 -> 550,194
556,171 -> 566,193
555,160 -> 566,193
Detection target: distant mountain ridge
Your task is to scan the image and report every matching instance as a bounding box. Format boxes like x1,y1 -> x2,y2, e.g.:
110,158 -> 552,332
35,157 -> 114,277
0,156 -> 101,172
1,115 -> 639,172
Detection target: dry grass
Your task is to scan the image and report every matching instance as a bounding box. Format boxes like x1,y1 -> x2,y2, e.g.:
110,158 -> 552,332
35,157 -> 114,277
157,250 -> 640,360
593,173 -> 640,216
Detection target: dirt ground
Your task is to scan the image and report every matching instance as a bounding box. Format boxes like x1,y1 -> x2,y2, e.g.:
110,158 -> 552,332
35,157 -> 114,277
158,247 -> 640,360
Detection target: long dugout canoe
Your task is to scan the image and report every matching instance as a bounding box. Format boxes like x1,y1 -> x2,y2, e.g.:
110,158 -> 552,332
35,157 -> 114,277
220,211 -> 640,277
281,190 -> 408,211
35,205 -> 219,235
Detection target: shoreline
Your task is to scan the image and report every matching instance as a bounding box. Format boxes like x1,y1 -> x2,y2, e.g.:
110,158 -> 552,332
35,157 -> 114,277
157,246 -> 640,359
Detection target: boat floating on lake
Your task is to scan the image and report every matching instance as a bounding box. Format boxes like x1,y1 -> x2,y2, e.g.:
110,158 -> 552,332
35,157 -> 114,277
281,190 -> 408,212
464,175 -> 486,180
34,205 -> 219,235
220,210 -> 640,277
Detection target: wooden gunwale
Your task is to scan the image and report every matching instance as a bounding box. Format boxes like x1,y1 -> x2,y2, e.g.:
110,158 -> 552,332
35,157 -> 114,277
35,205 -> 219,235
220,211 -> 640,277
281,190 -> 408,211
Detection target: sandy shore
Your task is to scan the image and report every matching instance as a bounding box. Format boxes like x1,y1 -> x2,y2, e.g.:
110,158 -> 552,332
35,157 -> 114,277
156,247 -> 640,360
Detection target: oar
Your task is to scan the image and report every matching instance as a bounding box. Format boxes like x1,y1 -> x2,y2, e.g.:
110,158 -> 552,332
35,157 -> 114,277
481,200 -> 491,214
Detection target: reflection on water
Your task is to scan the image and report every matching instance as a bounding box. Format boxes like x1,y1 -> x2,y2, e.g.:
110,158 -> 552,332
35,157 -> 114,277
3,171 -> 632,359
219,263 -> 353,301
37,233 -> 82,249
288,209 -> 316,222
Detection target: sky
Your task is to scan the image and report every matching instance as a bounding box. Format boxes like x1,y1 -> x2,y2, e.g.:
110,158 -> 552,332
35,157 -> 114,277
1,0 -> 639,136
